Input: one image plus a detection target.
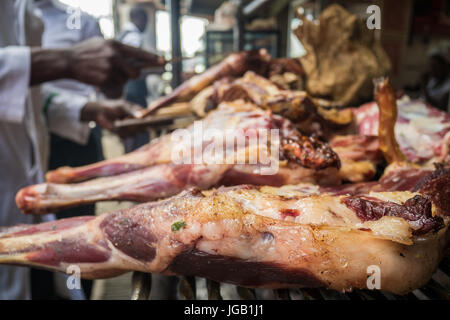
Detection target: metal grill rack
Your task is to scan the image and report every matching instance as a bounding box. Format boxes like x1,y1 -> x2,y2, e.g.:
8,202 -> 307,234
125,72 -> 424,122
130,255 -> 450,300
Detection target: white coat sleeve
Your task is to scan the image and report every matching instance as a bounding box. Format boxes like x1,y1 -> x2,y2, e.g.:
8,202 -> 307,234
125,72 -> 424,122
0,46 -> 30,123
43,14 -> 103,145
43,84 -> 91,145
121,32 -> 142,48
81,14 -> 103,39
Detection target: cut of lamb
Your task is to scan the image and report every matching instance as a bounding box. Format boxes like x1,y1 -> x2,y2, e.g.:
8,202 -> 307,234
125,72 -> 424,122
1,163 -> 449,294
17,101 -> 341,214
354,96 -> 450,164
4,77 -> 450,295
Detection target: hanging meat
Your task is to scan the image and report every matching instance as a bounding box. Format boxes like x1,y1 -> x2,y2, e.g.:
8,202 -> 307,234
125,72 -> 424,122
2,78 -> 449,295
17,101 -> 341,214
1,160 -> 448,294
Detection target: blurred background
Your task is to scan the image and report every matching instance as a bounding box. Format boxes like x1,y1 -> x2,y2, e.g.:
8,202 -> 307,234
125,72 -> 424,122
58,0 -> 450,99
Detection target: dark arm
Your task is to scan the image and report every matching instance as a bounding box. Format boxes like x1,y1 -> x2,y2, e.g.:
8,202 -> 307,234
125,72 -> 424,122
30,48 -> 71,86
29,38 -> 165,91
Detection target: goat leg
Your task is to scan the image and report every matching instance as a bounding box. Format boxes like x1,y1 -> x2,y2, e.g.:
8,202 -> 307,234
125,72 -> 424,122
141,49 -> 271,117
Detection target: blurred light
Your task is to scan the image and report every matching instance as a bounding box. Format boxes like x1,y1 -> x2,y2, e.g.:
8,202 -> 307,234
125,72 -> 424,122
181,15 -> 207,57
156,11 -> 207,57
194,64 -> 205,73
58,0 -> 114,37
162,72 -> 172,81
164,86 -> 173,95
59,0 -> 112,16
291,18 -> 301,29
99,17 -> 114,38
156,11 -> 170,53
289,14 -> 306,58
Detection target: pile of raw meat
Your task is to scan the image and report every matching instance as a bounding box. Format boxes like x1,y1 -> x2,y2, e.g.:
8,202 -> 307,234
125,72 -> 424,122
1,51 -> 449,295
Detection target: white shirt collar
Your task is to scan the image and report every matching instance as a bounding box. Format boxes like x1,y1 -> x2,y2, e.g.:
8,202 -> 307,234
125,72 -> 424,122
123,21 -> 141,33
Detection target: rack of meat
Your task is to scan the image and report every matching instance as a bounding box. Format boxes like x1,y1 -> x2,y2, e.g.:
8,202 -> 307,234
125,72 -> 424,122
16,101 -> 341,214
2,50 -> 450,299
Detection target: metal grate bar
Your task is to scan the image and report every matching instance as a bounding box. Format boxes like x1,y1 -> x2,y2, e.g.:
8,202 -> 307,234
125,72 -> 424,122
179,276 -> 197,300
130,265 -> 450,300
432,269 -> 450,291
288,289 -> 306,300
416,278 -> 450,300
130,272 -> 152,300
206,280 -> 223,300
275,289 -> 291,300
412,289 -> 430,300
236,287 -> 257,300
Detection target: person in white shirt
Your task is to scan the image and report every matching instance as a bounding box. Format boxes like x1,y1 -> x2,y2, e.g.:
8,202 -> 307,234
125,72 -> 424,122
0,0 -> 164,299
35,0 -> 143,145
118,6 -> 153,153
32,0 -> 145,299
118,6 -> 148,49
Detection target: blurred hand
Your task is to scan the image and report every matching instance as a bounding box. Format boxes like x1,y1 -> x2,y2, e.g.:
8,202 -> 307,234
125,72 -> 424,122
30,38 -> 165,91
81,99 -> 143,137
67,38 -> 165,97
